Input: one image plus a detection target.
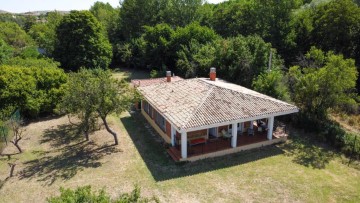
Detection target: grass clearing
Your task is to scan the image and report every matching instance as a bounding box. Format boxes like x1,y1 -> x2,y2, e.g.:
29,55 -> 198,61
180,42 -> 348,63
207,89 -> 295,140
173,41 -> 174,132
0,112 -> 360,202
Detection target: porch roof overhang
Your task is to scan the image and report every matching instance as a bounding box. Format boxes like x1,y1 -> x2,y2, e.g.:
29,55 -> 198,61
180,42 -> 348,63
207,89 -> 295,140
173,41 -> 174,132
138,78 -> 299,133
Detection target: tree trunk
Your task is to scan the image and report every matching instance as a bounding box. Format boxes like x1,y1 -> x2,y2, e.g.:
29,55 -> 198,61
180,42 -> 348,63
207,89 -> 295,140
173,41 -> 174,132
10,141 -> 22,153
100,116 -> 118,145
83,116 -> 90,141
8,163 -> 16,177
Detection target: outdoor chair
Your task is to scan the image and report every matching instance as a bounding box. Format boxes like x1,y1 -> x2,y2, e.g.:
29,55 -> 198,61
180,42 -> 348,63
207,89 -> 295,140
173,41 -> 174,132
221,129 -> 232,139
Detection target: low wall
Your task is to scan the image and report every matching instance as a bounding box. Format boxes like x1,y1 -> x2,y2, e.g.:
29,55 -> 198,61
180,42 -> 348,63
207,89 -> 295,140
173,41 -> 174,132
181,136 -> 287,162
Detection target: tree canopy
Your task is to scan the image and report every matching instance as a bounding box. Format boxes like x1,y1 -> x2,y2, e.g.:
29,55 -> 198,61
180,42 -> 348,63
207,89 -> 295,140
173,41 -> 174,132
54,10 -> 112,70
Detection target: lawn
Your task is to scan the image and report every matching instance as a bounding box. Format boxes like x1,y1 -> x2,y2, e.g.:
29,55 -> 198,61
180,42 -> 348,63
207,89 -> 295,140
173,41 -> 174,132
0,111 -> 360,203
1,68 -> 360,202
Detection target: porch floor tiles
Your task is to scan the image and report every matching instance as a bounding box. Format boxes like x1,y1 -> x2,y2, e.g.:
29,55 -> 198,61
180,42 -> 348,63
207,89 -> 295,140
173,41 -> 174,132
167,132 -> 283,162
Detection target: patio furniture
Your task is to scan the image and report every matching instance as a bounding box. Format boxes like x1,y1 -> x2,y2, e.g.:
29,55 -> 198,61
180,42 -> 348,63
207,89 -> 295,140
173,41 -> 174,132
221,129 -> 232,139
189,138 -> 206,146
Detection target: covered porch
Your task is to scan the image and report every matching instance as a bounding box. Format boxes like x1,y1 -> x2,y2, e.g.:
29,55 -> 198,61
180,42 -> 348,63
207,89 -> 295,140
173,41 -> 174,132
167,117 -> 288,162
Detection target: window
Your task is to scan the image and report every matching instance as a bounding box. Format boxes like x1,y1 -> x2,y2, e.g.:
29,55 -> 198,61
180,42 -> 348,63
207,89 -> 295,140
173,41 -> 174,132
143,101 -> 151,116
155,111 -> 166,132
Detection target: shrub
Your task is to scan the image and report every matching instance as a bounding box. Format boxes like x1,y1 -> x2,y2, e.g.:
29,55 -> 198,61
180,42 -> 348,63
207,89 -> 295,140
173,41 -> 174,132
47,185 -> 159,203
0,64 -> 67,118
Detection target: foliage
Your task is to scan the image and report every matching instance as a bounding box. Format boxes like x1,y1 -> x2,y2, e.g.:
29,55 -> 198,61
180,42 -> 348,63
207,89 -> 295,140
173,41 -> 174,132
163,0 -> 204,27
288,47 -> 358,119
28,11 -> 63,56
213,35 -> 283,88
90,1 -> 120,44
0,64 -> 67,118
47,185 -> 158,203
0,22 -> 34,56
59,68 -> 134,145
143,23 -> 174,68
211,0 -> 302,62
176,40 -> 215,78
116,37 -> 146,68
293,0 -> 360,61
0,38 -> 13,64
54,11 -> 112,70
4,57 -> 60,68
119,0 -> 162,39
253,69 -> 290,101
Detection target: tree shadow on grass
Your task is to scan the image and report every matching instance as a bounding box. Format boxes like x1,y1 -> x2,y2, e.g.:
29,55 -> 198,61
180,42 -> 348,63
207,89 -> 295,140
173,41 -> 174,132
282,133 -> 336,169
121,112 -> 284,182
21,122 -> 121,185
40,123 -> 84,148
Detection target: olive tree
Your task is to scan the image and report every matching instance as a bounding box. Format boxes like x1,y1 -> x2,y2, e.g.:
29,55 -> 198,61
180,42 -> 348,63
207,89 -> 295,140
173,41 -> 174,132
59,69 -> 134,145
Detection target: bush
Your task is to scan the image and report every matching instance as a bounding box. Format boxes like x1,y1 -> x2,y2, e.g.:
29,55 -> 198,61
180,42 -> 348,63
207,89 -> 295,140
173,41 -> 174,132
342,133 -> 360,160
0,64 -> 67,118
47,185 -> 158,203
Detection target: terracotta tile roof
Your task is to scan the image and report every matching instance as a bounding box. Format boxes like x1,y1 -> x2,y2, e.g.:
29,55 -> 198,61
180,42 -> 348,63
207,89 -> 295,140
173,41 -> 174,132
138,78 -> 298,130
131,76 -> 183,87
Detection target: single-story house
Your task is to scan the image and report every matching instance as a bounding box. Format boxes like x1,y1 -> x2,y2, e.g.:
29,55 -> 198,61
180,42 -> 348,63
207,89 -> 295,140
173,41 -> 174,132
132,68 -> 299,161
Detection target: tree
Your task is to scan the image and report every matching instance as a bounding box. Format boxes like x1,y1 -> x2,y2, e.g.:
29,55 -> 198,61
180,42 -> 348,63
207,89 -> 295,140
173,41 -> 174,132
28,11 -> 63,56
211,0 -> 302,62
143,23 -> 174,68
213,35 -> 283,88
54,11 -> 112,70
7,117 -> 25,153
288,47 -> 358,119
0,39 -> 13,64
90,1 -> 120,44
0,22 -> 34,53
59,69 -> 134,145
252,69 -> 290,101
163,0 -> 204,27
119,0 -> 163,39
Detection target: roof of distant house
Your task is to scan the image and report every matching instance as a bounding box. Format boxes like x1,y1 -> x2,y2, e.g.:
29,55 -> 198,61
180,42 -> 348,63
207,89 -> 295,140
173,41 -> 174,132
131,76 -> 183,87
137,78 -> 298,131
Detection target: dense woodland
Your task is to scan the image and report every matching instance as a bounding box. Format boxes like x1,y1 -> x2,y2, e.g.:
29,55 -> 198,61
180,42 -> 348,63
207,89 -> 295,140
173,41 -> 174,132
0,0 -> 359,157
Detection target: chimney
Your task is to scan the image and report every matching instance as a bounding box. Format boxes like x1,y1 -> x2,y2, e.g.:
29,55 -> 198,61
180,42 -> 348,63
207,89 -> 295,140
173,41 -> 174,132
210,67 -> 216,81
166,71 -> 171,82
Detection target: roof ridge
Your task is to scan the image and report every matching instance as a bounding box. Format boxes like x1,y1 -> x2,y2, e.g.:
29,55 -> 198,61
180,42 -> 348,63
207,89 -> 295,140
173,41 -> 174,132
199,78 -> 294,107
180,80 -> 215,129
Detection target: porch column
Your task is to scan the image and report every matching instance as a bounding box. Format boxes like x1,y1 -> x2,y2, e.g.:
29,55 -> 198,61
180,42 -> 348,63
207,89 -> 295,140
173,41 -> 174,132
231,123 -> 238,148
267,116 -> 274,140
171,125 -> 176,147
241,122 -> 245,132
250,120 -> 254,129
181,132 -> 187,159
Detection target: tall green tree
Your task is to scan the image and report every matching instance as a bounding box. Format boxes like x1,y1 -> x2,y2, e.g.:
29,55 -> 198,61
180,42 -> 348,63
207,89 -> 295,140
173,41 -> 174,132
90,1 -> 120,43
54,11 -> 112,70
211,0 -> 302,62
119,0 -> 163,39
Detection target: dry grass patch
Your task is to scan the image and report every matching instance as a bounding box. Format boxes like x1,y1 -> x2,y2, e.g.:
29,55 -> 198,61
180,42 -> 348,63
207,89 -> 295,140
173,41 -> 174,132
0,112 -> 360,203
